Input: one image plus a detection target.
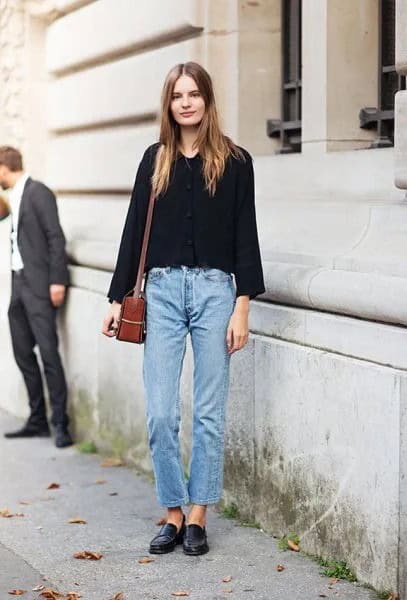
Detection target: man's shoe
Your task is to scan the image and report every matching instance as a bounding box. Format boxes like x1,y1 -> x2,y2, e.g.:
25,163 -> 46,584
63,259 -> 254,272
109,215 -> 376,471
183,524 -> 209,556
4,422 -> 50,439
54,425 -> 73,448
149,515 -> 186,554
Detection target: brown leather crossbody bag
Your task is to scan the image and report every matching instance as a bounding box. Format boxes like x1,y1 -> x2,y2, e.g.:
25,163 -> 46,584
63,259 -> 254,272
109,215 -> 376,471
115,188 -> 155,344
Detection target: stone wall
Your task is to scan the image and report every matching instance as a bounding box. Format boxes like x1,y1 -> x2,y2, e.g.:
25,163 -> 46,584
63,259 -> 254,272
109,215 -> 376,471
0,1 -> 406,595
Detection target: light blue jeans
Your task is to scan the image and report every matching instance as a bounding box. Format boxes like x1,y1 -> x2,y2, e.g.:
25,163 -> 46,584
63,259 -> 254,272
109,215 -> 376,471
143,265 -> 236,507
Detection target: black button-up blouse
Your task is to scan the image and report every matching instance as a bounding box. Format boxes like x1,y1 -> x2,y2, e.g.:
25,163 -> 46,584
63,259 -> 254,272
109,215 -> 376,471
107,143 -> 265,302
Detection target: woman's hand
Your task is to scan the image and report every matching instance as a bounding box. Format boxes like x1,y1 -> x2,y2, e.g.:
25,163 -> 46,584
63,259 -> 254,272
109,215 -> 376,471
102,301 -> 122,337
226,295 -> 250,354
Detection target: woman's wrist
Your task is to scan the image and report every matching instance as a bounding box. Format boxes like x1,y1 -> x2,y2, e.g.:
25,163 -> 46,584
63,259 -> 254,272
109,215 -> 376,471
234,295 -> 250,313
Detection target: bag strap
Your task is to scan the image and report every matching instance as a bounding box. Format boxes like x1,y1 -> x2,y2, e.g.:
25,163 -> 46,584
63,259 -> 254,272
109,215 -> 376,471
132,187 -> 155,298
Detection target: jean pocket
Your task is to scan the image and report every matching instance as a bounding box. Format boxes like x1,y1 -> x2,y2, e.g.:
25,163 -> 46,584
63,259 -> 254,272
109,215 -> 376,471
147,267 -> 166,282
201,268 -> 232,282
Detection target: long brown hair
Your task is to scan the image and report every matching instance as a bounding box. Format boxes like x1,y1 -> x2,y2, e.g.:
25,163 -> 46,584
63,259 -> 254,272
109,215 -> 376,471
152,62 -> 244,197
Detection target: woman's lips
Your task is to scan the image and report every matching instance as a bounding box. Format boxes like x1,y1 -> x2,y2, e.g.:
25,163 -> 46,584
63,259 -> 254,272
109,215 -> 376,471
180,112 -> 195,117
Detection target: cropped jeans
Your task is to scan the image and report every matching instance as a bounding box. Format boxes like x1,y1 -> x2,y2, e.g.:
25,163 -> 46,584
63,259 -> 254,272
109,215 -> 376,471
143,265 -> 236,507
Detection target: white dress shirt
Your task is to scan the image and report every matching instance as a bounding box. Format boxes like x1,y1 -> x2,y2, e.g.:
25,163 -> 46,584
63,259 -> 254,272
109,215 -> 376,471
9,172 -> 30,272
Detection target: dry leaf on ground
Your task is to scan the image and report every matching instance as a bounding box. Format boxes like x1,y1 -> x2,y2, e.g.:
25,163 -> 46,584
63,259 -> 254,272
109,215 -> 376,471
101,458 -> 124,467
39,590 -> 62,599
111,594 -> 124,600
138,557 -> 154,564
288,539 -> 300,552
109,492 -> 119,496
223,590 -> 233,594
32,585 -> 45,592
68,518 -> 87,524
387,595 -> 399,600
14,513 -> 25,517
73,551 -> 103,560
19,501 -> 31,505
222,576 -> 232,583
329,578 -> 339,584
47,483 -> 60,490
276,564 -> 285,572
67,594 -> 82,600
8,591 -> 26,596
319,595 -> 328,598
95,478 -> 107,484
1,507 -> 13,518
171,593 -> 190,598
155,517 -> 167,525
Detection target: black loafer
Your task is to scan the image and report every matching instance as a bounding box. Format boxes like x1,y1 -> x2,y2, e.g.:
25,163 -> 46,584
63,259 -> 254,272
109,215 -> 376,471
54,425 -> 73,448
183,524 -> 209,556
149,515 -> 186,554
4,423 -> 50,439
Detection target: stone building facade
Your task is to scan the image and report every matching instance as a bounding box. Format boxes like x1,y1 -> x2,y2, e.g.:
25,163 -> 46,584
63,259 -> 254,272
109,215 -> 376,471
1,1 -> 407,595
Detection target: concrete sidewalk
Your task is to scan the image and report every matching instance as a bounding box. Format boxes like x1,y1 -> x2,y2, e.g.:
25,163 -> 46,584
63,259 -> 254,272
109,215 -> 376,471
0,409 -> 376,600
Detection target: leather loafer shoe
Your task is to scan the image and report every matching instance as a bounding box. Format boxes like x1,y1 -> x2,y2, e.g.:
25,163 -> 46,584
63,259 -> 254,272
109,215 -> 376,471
54,425 -> 73,448
149,515 -> 185,554
4,423 -> 50,439
183,524 -> 209,556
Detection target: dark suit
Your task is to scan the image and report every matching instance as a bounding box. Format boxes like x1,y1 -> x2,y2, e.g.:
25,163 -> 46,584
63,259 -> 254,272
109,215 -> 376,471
8,177 -> 70,427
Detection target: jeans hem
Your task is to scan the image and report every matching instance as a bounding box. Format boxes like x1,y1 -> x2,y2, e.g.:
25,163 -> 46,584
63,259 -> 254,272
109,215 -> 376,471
159,498 -> 189,508
188,497 -> 221,505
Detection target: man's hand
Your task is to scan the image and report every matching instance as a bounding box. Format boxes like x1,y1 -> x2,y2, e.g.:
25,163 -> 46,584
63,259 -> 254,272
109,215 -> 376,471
50,284 -> 66,307
102,301 -> 122,337
226,295 -> 250,354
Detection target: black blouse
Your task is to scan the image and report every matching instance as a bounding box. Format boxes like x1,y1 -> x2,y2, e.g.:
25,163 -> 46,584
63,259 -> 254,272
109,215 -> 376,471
107,143 -> 265,302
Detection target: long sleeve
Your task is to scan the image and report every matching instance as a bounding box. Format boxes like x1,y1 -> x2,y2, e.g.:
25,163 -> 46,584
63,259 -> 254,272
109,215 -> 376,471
107,147 -> 154,303
34,187 -> 69,286
234,153 -> 265,299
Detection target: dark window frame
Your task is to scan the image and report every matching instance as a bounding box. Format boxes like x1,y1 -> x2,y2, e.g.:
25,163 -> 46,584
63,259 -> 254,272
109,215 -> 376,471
267,0 -> 302,154
359,0 -> 406,148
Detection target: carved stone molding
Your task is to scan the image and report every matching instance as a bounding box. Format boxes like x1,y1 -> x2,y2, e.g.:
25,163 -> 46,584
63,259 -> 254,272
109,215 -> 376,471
0,0 -> 26,149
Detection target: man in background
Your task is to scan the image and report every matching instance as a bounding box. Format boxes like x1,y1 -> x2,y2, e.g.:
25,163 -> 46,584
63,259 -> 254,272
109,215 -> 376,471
0,146 -> 72,448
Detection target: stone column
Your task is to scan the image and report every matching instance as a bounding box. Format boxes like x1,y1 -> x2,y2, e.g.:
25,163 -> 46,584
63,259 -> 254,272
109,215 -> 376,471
302,0 -> 378,154
395,0 -> 407,190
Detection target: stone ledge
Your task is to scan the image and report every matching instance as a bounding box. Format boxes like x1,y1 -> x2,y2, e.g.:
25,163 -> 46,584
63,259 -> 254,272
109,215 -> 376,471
46,0 -> 203,75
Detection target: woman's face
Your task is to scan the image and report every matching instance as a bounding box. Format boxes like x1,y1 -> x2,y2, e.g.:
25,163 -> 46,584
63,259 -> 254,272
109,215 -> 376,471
170,75 -> 205,128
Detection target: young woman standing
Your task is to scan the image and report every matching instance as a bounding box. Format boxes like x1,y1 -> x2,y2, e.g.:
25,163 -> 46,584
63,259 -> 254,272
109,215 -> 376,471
103,62 -> 265,555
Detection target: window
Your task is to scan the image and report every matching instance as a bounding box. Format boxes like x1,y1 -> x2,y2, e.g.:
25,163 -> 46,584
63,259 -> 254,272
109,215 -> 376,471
359,0 -> 406,147
267,0 -> 302,154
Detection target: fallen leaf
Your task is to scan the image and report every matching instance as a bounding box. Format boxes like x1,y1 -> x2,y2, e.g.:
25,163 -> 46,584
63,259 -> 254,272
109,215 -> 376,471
101,458 -> 124,467
138,557 -> 154,564
319,595 -> 328,598
14,513 -> 25,517
1,507 -> 13,518
223,590 -> 233,594
329,578 -> 339,585
19,501 -> 31,505
73,551 -> 103,560
47,483 -> 60,490
109,492 -> 119,496
68,518 -> 87,525
288,539 -> 300,552
387,595 -> 399,600
276,564 -> 285,571
32,586 -> 45,592
155,517 -> 167,526
67,594 -> 82,600
222,576 -> 232,583
171,593 -> 190,598
95,478 -> 107,484
8,592 -> 26,596
111,595 -> 124,600
39,590 -> 62,599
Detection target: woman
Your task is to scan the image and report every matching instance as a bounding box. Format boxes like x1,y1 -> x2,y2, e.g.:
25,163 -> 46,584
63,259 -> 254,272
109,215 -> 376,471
102,62 -> 265,556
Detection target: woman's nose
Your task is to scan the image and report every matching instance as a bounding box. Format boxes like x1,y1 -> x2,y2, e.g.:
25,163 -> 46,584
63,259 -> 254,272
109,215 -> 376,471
181,96 -> 191,107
